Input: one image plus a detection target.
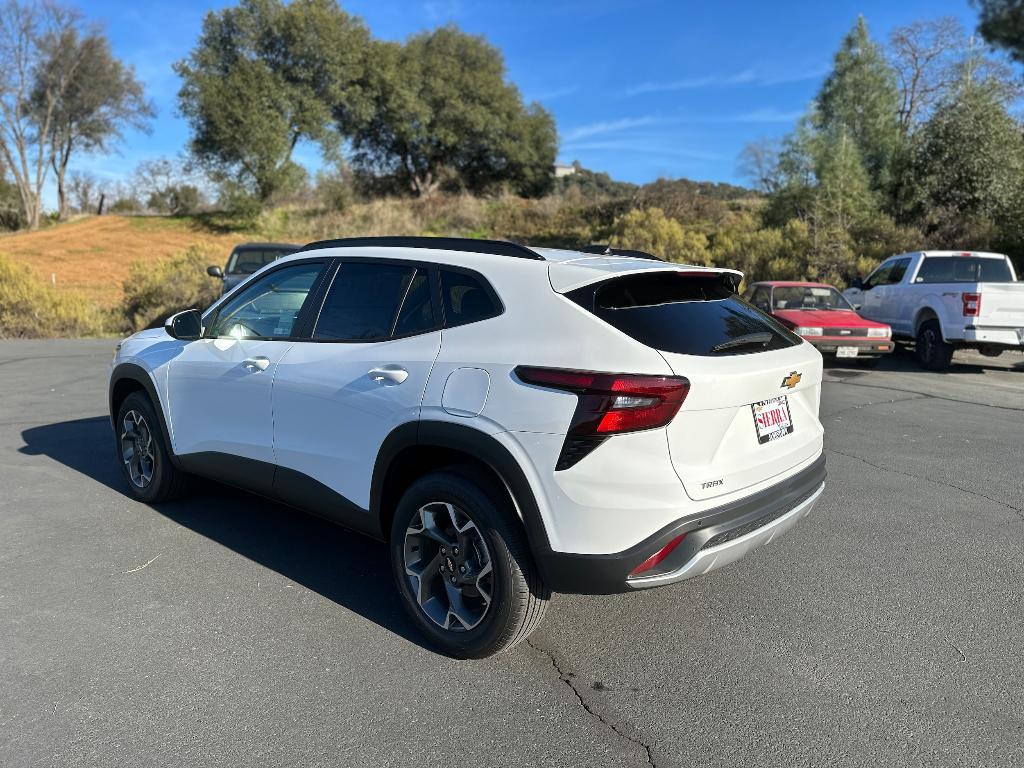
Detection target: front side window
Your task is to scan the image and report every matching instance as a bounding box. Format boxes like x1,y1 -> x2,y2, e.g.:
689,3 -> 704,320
887,258 -> 911,284
863,262 -> 894,290
313,262 -> 433,341
206,262 -> 323,340
441,269 -> 501,328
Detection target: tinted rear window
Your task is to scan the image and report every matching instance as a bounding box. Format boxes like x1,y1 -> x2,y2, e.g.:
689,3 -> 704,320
441,269 -> 501,327
568,272 -> 802,356
914,256 -> 1014,283
314,262 -> 416,341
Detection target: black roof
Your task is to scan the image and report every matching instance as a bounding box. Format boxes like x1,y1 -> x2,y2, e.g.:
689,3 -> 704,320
297,236 -> 545,261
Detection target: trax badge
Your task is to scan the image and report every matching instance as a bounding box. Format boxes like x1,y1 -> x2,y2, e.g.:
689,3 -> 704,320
781,371 -> 802,389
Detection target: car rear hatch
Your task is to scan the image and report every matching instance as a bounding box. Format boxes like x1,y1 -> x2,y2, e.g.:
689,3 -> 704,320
561,267 -> 824,501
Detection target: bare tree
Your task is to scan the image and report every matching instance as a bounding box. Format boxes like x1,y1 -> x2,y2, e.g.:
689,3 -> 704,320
66,168 -> 96,212
0,1 -> 82,229
889,17 -> 1022,133
738,138 -> 782,194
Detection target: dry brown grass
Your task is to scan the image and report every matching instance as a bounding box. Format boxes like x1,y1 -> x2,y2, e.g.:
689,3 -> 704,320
0,215 -> 247,308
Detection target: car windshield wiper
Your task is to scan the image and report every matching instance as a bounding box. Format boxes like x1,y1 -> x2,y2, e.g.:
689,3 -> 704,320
712,332 -> 773,353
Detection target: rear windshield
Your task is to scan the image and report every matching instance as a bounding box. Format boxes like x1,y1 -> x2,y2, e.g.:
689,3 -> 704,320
567,272 -> 802,356
226,247 -> 299,275
914,256 -> 1014,283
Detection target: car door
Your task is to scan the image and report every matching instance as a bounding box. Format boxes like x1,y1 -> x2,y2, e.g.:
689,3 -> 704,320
165,259 -> 328,492
878,257 -> 912,333
271,259 -> 442,525
855,260 -> 894,321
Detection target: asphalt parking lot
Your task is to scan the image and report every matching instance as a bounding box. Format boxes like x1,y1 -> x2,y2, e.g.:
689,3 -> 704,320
1,340 -> 1022,768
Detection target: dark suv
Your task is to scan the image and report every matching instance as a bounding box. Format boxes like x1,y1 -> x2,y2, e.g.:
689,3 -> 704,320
207,242 -> 302,295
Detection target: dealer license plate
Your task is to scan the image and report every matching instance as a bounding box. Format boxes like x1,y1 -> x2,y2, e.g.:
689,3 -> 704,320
836,346 -> 859,358
751,396 -> 794,444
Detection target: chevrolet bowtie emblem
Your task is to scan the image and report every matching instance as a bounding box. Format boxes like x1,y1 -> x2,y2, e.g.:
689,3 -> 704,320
781,371 -> 802,389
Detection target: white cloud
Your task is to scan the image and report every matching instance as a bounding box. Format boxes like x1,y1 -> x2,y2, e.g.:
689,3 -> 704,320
563,116 -> 666,141
624,65 -> 828,96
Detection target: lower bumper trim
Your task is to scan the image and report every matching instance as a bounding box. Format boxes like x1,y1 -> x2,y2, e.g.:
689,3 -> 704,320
626,483 -> 823,588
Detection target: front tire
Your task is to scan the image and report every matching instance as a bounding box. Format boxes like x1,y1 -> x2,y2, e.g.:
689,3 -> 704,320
916,319 -> 954,371
115,391 -> 186,503
390,469 -> 549,658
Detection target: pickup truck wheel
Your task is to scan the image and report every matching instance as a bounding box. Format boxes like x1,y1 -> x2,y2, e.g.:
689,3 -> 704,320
390,469 -> 550,659
115,391 -> 186,503
916,319 -> 954,371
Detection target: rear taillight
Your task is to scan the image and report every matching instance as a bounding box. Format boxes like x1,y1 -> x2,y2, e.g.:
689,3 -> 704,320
515,366 -> 690,470
629,534 -> 686,577
962,292 -> 981,317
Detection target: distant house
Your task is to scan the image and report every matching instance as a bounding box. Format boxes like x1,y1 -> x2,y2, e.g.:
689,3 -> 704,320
554,163 -> 577,178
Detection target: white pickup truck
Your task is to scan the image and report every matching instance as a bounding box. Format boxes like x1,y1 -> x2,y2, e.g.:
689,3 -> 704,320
844,251 -> 1024,371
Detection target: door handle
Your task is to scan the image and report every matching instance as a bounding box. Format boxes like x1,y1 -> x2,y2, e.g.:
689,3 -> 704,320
368,366 -> 409,384
243,356 -> 271,372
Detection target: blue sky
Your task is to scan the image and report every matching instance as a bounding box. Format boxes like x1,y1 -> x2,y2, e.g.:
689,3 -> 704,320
75,0 -> 986,197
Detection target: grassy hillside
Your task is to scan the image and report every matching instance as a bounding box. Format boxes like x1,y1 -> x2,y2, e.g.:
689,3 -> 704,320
0,215 -> 247,307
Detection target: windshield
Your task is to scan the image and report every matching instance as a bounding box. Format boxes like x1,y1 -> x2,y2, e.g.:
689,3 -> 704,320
226,246 -> 298,275
772,286 -> 854,311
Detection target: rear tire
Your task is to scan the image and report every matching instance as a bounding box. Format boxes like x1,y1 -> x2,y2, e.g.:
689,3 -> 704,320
114,391 -> 186,503
390,469 -> 549,658
915,319 -> 953,371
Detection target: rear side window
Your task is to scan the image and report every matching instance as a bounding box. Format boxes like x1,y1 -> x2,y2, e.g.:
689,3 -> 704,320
568,272 -> 801,356
314,262 -> 422,341
440,269 -> 501,328
914,256 -> 1014,283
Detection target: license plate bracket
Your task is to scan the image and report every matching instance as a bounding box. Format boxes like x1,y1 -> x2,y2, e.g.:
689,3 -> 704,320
752,395 -> 794,444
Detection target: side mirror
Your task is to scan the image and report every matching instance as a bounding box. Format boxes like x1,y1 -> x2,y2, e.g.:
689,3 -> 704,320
207,265 -> 224,279
165,309 -> 203,341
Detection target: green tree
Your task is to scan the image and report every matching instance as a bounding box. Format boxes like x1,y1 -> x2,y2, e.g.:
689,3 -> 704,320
348,27 -> 556,197
175,0 -> 372,203
815,17 -> 902,195
912,74 -> 1024,245
33,29 -> 153,219
973,0 -> 1024,64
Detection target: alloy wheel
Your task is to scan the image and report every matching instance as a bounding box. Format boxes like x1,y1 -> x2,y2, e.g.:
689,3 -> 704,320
403,501 -> 494,631
120,409 -> 155,489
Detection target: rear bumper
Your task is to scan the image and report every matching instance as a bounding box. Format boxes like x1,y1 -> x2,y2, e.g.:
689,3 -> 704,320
961,326 -> 1024,347
808,338 -> 893,356
537,453 -> 826,594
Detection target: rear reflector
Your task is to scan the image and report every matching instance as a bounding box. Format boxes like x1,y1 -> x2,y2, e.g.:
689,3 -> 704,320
630,534 -> 686,576
962,292 -> 981,317
515,366 -> 690,470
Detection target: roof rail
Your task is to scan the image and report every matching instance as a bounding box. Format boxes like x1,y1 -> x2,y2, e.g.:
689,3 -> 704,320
579,244 -> 663,261
297,236 -> 545,261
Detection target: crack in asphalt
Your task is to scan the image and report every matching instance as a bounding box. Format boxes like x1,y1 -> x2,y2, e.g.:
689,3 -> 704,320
526,639 -> 656,768
828,447 -> 1024,520
824,377 -> 1024,412
822,393 -> 928,421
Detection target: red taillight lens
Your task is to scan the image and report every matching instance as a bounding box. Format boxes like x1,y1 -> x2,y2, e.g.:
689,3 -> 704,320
516,366 -> 690,470
962,292 -> 981,317
629,534 -> 686,576
515,366 -> 690,436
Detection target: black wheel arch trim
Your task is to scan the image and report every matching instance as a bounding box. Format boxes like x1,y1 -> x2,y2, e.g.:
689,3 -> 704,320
109,363 -> 179,468
371,420 -> 559,585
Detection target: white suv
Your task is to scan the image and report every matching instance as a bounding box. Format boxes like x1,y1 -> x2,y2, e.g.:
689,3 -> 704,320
109,237 -> 826,657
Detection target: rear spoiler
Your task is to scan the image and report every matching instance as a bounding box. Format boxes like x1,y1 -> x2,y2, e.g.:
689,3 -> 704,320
580,244 -> 663,261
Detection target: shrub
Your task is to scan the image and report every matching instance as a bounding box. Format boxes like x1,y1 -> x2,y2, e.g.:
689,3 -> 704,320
122,246 -> 222,332
612,207 -> 711,265
0,255 -> 111,337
